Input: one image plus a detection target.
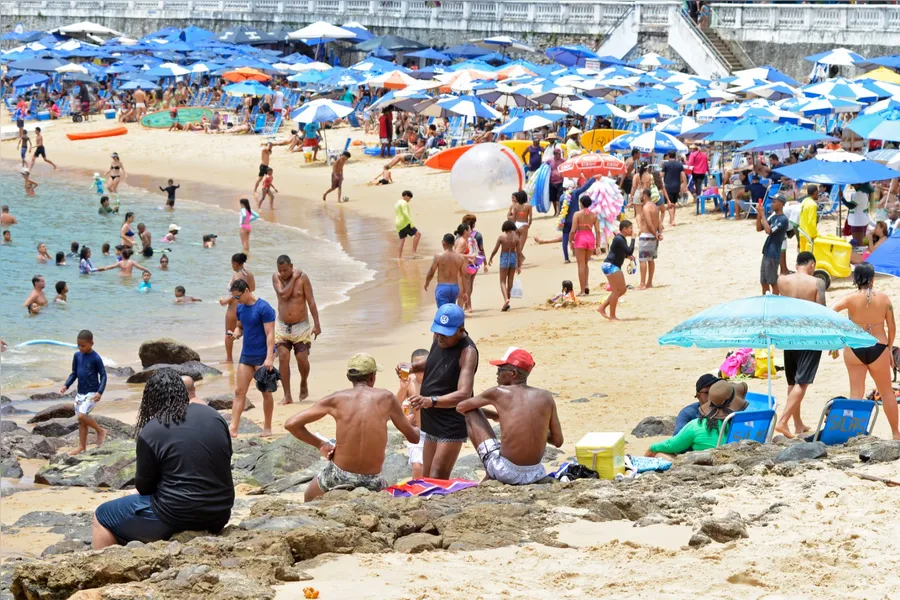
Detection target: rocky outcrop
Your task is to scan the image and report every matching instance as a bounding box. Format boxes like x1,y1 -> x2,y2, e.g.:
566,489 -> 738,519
34,439 -> 137,489
859,440 -> 900,463
206,394 -> 254,411
27,403 -> 76,424
106,366 -> 136,378
29,391 -> 75,402
774,441 -> 827,463
0,456 -> 23,478
231,436 -> 323,487
630,416 -> 676,438
2,431 -> 67,459
127,361 -> 222,384
32,416 -> 133,440
139,339 -> 201,368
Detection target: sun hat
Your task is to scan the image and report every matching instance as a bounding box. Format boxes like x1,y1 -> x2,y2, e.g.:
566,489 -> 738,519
489,347 -> 535,373
431,304 -> 465,336
168,223 -> 181,232
568,127 -> 582,137
699,381 -> 749,419
347,353 -> 381,376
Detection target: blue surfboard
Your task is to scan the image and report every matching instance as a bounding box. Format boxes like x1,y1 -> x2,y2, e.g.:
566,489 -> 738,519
531,164 -> 551,214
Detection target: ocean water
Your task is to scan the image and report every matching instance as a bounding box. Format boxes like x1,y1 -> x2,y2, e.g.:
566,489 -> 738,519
0,170 -> 374,390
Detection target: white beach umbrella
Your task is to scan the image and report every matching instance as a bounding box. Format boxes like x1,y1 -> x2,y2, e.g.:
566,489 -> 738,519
291,61 -> 333,72
55,63 -> 89,74
52,21 -> 123,36
289,21 -> 355,40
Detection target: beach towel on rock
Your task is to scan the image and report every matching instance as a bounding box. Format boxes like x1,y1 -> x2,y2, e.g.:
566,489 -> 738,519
626,455 -> 672,473
384,478 -> 478,497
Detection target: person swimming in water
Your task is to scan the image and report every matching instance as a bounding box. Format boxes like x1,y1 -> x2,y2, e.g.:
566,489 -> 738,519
120,212 -> 136,249
159,254 -> 169,270
138,271 -> 152,292
174,285 -> 202,303
96,248 -> 150,277
79,247 -> 98,274
36,242 -> 52,263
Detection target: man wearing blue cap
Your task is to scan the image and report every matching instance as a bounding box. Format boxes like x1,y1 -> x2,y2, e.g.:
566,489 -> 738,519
403,303 -> 479,479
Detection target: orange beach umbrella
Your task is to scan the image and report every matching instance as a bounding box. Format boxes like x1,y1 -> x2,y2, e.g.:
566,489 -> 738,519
222,67 -> 271,82
558,153 -> 626,178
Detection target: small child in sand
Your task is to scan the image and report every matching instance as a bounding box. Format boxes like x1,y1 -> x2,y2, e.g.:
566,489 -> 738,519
23,168 -> 38,196
396,348 -> 428,479
138,271 -> 152,292
174,285 -> 202,303
548,280 -> 578,307
54,281 -> 68,303
59,330 -> 108,455
369,164 -> 393,186
202,233 -> 217,248
258,168 -> 279,208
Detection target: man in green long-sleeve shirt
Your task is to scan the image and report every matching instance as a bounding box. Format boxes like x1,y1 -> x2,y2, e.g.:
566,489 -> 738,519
646,381 -> 749,460
395,190 -> 421,260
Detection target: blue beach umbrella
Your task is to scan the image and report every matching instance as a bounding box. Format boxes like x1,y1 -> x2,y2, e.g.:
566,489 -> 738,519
443,43 -> 490,59
615,88 -> 678,107
774,151 -> 900,184
604,132 -> 639,152
795,96 -> 863,116
367,46 -> 394,59
703,116 -> 778,143
406,48 -> 451,62
291,99 -> 354,123
567,96 -> 626,119
12,72 -> 50,88
118,79 -> 161,90
546,45 -> 600,67
223,81 -> 274,96
846,109 -> 900,142
628,130 -> 688,154
804,48 -> 866,66
627,103 -> 679,122
492,110 -> 566,134
802,77 -> 878,103
737,124 -> 838,152
287,70 -> 327,85
655,115 -> 701,136
7,57 -> 69,71
864,55 -> 900,70
868,232 -> 900,278
629,53 -> 675,68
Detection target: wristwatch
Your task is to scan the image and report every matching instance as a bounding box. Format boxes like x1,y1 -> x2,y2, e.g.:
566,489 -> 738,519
430,396 -> 438,408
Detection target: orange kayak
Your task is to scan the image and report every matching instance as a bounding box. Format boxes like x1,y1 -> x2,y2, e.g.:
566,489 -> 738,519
67,127 -> 128,141
424,144 -> 474,171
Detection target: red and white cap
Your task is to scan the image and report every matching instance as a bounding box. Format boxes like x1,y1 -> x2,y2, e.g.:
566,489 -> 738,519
489,347 -> 535,373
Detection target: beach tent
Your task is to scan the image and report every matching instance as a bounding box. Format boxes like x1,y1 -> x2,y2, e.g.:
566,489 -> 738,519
217,26 -> 276,45
443,44 -> 490,59
868,233 -> 900,277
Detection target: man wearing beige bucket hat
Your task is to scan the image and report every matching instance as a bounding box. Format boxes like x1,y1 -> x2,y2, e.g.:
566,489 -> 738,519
645,381 -> 749,460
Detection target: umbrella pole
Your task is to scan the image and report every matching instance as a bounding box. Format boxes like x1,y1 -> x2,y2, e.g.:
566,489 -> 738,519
767,336 -> 774,406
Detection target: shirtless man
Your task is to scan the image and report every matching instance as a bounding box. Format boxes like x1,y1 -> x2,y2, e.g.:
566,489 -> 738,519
30,127 -> 56,170
774,251 -> 826,438
424,233 -> 468,308
219,253 -> 255,363
637,188 -> 663,290
254,143 -> 273,194
181,375 -> 202,404
96,249 -> 150,277
284,353 -> 420,501
1,205 -> 17,226
272,255 -> 321,405
457,348 -> 562,485
23,275 -> 48,311
136,223 -> 152,252
323,152 -> 351,203
132,87 -> 147,120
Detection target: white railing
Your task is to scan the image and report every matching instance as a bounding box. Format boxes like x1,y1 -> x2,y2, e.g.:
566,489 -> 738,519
712,3 -> 900,32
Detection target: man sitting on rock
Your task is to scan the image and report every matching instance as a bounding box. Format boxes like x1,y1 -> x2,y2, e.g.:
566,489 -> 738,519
456,347 -> 563,485
674,374 -> 722,435
646,380 -> 748,461
284,353 -> 421,501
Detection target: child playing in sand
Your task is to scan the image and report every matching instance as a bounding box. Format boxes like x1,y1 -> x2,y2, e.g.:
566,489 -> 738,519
23,168 -> 38,196
258,168 -> 279,209
174,285 -> 202,303
59,330 -> 108,455
90,173 -> 105,195
54,281 -> 68,303
548,280 -> 578,307
369,164 -> 393,186
396,348 -> 428,479
138,271 -> 152,292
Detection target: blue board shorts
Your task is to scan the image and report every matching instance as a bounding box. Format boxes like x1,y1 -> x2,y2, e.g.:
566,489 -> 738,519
95,494 -> 174,545
499,251 -> 518,270
239,354 -> 267,367
601,262 -> 621,276
435,283 -> 460,307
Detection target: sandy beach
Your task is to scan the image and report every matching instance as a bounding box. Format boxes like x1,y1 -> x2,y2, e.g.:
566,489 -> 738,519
3,113 -> 900,596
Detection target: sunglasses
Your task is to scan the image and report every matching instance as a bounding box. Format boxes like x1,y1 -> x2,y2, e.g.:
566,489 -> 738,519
231,294 -> 242,300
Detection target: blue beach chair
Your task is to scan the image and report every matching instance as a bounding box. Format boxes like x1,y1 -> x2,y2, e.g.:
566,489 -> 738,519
812,398 -> 878,445
819,184 -> 841,218
717,409 -> 777,446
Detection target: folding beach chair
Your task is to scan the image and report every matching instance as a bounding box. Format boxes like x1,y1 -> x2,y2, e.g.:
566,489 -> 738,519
744,391 -> 777,412
252,113 -> 267,134
819,184 -> 841,218
261,113 -> 282,136
812,398 -> 878,445
717,409 -> 777,446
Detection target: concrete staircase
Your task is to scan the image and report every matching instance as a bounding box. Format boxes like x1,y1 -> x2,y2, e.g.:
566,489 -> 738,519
702,28 -> 748,72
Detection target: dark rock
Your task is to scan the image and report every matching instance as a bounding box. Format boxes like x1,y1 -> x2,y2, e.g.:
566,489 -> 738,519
630,416 -> 676,438
543,446 -> 563,460
2,433 -> 66,459
41,540 -> 89,556
138,338 -> 201,368
0,421 -> 25,434
381,452 -> 411,485
449,465 -> 480,481
1,395 -> 10,404
33,439 -> 136,489
34,416 -> 132,441
679,451 -> 715,466
233,435 -> 322,487
252,467 -> 322,495
28,391 -> 73,402
27,403 -> 75,423
127,361 -> 222,384
0,456 -> 23,478
13,511 -> 88,528
393,533 -> 443,554
570,397 -> 590,404
273,566 -> 313,582
205,394 -> 254,411
635,513 -> 669,527
774,441 -> 827,463
698,511 -> 749,543
858,441 -> 900,464
106,366 -> 136,378
30,419 -> 77,437
0,404 -> 32,416
688,533 -> 712,547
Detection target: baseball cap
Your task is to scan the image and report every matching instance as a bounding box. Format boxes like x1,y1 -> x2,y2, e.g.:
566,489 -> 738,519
431,303 -> 465,336
695,373 -> 721,394
489,347 -> 535,373
772,193 -> 787,204
347,353 -> 381,376
209,233 -> 218,238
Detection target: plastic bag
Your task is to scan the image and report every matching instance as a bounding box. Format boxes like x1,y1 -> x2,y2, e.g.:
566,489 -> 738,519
753,349 -> 772,379
510,276 -> 523,299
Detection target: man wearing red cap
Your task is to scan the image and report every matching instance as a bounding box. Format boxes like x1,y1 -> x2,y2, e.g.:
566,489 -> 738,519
457,347 -> 563,485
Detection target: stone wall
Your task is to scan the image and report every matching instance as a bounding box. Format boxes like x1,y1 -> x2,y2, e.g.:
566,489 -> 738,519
738,41 -> 898,82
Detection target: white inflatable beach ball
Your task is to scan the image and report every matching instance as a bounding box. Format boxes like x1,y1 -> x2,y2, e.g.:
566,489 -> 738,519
450,143 -> 525,213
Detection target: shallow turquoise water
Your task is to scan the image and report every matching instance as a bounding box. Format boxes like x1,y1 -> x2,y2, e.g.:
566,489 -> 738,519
0,170 -> 373,390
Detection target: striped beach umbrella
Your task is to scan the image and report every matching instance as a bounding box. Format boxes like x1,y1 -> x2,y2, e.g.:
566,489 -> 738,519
801,77 -> 878,103
804,48 -> 866,66
492,110 -> 565,134
655,115 -> 700,136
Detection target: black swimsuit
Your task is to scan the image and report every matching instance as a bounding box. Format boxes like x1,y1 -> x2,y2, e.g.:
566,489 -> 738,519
851,289 -> 889,365
110,163 -> 121,180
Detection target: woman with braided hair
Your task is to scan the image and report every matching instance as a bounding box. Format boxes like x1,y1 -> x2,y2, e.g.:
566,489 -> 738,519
92,369 -> 234,549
